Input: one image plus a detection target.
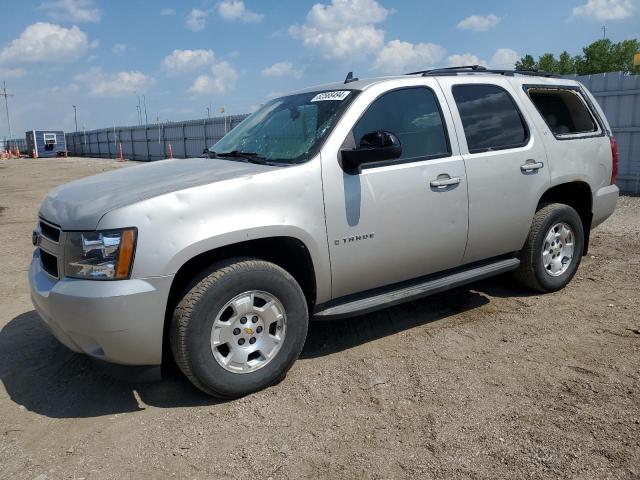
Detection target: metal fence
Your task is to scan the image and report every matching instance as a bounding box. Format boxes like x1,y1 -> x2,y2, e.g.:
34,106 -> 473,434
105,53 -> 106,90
65,114 -> 248,161
1,138 -> 27,152
571,71 -> 640,194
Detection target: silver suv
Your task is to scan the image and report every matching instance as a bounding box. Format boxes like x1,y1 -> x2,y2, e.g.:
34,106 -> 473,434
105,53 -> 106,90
29,67 -> 619,398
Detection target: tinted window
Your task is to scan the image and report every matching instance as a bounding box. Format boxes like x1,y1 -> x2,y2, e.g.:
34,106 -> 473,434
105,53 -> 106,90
453,85 -> 527,153
528,88 -> 596,135
353,88 -> 450,161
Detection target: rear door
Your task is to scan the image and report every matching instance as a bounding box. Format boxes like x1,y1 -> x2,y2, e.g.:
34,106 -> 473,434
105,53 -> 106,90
437,76 -> 551,264
320,80 -> 469,298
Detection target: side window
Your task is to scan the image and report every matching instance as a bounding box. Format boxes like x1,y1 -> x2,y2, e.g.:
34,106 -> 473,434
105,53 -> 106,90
452,84 -> 528,153
527,88 -> 597,136
353,87 -> 450,161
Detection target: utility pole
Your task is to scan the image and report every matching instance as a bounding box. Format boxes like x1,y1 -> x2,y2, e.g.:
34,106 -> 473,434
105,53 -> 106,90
72,105 -> 78,132
0,81 -> 14,149
142,94 -> 148,125
135,93 -> 142,125
602,25 -> 607,39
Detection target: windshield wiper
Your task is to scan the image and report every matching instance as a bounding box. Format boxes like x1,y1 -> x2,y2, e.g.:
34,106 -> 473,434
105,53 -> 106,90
214,150 -> 271,165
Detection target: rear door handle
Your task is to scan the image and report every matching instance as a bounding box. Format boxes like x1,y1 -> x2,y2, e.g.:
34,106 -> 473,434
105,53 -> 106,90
430,175 -> 461,188
520,160 -> 544,172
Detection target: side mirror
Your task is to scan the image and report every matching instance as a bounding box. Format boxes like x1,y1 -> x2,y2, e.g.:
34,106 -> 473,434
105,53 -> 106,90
340,130 -> 402,174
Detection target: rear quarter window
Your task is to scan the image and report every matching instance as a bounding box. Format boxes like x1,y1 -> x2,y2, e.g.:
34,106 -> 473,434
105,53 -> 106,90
526,87 -> 598,136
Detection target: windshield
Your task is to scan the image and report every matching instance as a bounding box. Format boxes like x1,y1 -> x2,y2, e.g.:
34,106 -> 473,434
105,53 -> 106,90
209,89 -> 359,164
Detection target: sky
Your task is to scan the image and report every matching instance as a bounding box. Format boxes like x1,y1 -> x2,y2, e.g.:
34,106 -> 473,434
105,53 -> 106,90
0,0 -> 638,137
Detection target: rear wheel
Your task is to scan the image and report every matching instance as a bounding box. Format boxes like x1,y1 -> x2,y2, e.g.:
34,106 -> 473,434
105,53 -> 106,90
516,203 -> 584,292
170,258 -> 308,398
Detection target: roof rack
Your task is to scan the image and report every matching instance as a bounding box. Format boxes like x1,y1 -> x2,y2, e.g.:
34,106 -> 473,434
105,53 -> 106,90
405,65 -> 561,78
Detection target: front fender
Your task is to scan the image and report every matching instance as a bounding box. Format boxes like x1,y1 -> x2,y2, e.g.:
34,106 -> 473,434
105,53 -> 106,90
96,160 -> 332,302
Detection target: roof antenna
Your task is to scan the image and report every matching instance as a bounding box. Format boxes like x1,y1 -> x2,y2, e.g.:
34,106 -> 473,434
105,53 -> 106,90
344,71 -> 358,84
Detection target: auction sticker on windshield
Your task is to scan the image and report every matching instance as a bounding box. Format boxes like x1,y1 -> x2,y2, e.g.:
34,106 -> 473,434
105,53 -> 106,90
311,91 -> 351,102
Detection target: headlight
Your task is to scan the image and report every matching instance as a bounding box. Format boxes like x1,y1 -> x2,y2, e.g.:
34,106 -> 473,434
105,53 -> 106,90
65,228 -> 137,280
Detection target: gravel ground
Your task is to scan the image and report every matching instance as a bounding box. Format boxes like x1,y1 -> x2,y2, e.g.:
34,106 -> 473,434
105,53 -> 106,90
0,157 -> 639,480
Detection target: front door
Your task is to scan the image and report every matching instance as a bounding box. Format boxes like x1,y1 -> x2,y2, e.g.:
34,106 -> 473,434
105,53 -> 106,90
321,82 -> 469,299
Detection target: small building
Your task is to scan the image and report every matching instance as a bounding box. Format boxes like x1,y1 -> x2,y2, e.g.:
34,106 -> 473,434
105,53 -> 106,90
26,130 -> 67,158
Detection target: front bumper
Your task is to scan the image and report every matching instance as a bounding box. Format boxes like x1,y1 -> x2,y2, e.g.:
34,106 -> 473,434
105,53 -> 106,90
592,184 -> 619,229
29,250 -> 173,366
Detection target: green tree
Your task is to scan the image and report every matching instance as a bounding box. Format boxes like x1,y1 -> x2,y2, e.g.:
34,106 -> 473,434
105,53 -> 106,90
575,38 -> 640,74
516,38 -> 639,75
537,53 -> 559,73
557,51 -> 576,74
515,54 -> 536,70
611,39 -> 640,74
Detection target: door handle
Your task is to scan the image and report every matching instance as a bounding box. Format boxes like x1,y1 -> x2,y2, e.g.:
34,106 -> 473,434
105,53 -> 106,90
430,175 -> 461,188
520,160 -> 544,172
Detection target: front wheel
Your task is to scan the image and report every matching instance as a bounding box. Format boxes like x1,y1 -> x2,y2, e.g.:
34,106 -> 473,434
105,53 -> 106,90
516,203 -> 584,292
170,258 -> 308,398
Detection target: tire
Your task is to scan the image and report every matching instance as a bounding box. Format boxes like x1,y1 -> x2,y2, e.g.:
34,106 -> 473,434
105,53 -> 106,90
170,258 -> 308,398
516,203 -> 584,293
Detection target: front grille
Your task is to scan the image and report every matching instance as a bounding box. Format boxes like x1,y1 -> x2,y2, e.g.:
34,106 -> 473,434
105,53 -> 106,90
40,249 -> 59,278
39,220 -> 61,243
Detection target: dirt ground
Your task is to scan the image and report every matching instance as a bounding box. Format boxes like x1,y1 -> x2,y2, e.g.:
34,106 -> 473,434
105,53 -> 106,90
0,157 -> 638,480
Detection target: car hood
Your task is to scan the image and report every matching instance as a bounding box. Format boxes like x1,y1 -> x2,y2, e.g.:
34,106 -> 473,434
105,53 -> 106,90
39,158 -> 279,230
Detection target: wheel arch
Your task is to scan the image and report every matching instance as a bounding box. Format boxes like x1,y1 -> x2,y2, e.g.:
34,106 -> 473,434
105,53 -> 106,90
537,181 -> 593,255
161,235 -> 318,368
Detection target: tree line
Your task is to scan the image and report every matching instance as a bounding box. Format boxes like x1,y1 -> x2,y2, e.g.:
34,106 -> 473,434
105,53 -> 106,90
515,39 -> 639,75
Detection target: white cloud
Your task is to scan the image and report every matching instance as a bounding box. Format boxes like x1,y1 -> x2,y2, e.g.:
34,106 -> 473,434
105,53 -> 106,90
162,49 -> 215,73
74,67 -> 153,96
447,53 -> 487,68
186,9 -> 209,31
445,48 -> 519,70
457,14 -> 501,32
305,0 -> 390,28
189,61 -> 238,94
373,40 -> 446,74
572,0 -> 634,20
0,67 -> 26,78
261,61 -> 303,79
111,43 -> 128,55
217,1 -> 264,23
0,23 -> 90,64
490,48 -> 518,69
290,0 -> 391,60
160,7 -> 176,16
39,0 -> 101,23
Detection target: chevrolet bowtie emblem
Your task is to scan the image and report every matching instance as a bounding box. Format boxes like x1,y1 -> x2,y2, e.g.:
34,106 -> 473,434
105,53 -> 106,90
244,327 -> 254,335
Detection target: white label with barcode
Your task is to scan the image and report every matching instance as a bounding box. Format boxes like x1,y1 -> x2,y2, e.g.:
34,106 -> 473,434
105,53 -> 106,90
310,91 -> 351,102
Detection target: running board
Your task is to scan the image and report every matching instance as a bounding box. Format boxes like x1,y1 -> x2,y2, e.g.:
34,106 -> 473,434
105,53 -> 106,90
314,258 -> 520,320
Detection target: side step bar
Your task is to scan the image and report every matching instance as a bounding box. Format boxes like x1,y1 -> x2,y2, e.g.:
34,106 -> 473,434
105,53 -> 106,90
314,257 -> 520,320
